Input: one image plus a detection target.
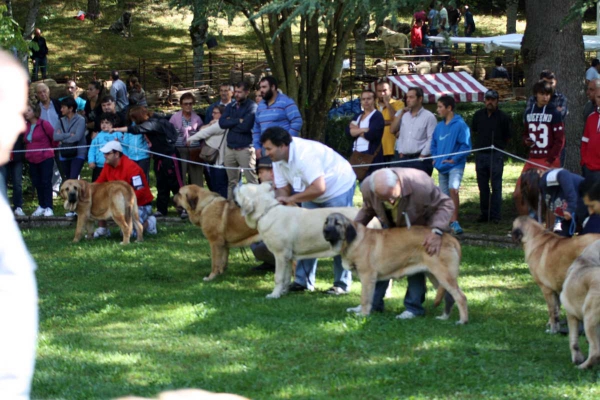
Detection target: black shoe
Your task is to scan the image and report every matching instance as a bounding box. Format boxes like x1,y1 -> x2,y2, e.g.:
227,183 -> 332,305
476,215 -> 489,223
252,262 -> 275,272
288,282 -> 309,292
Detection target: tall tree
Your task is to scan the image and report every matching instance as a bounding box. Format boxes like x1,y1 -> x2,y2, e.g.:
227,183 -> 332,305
504,0 -> 518,62
22,0 -> 42,38
521,0 -> 586,172
353,14 -> 370,78
4,0 -> 12,17
87,0 -> 101,19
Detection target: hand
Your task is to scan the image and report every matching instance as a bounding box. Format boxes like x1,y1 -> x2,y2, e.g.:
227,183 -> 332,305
256,148 -> 262,159
276,196 -> 294,205
563,211 -> 572,221
89,163 -> 96,169
91,131 -> 99,140
441,159 -> 454,164
525,138 -> 534,146
423,232 -> 442,257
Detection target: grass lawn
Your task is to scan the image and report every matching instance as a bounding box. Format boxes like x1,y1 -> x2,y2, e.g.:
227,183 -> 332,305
25,221 -> 600,399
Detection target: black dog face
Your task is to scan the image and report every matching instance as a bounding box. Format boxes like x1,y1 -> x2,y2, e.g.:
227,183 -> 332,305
511,228 -> 523,243
323,213 -> 357,247
323,216 -> 341,245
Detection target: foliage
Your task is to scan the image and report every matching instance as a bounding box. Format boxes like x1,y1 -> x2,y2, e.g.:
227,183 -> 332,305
0,5 -> 29,54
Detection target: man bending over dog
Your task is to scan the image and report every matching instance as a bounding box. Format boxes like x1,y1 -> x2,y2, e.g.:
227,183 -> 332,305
352,168 -> 454,319
261,126 -> 357,294
96,141 -> 157,237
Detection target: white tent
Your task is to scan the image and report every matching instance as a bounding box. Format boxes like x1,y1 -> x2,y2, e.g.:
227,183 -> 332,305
428,34 -> 600,53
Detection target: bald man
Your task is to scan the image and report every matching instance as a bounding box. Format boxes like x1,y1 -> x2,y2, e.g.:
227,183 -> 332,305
31,28 -> 48,81
584,79 -> 600,122
352,168 -> 454,319
0,50 -> 39,400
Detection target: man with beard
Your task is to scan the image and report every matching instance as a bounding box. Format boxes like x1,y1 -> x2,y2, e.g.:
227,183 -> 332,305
252,76 -> 303,159
471,90 -> 512,223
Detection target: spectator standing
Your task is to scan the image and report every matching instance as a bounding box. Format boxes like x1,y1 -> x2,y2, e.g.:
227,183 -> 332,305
170,93 -> 204,188
428,3 -> 439,36
346,89 -> 385,182
128,76 -> 147,106
1,132 -> 25,216
351,168 -> 454,319
390,87 -> 437,176
583,79 -> 599,121
430,95 -> 471,234
187,105 -> 229,198
437,2 -> 449,33
205,84 -> 235,125
59,80 -> 86,112
447,2 -> 461,49
31,28 -> 48,81
109,70 -> 129,117
586,59 -> 600,82
53,97 -> 87,186
260,127 -> 356,294
472,89 -> 512,223
0,50 -> 39,400
36,82 -> 64,194
462,5 -> 475,55
220,81 -> 259,199
375,80 -> 405,165
491,57 -> 509,79
580,177 -> 600,235
84,81 -> 104,138
23,102 -> 57,218
581,84 -> 600,179
252,76 -> 303,159
410,19 -> 425,55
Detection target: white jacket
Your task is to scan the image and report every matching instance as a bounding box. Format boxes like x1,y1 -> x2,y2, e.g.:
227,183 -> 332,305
188,121 -> 227,166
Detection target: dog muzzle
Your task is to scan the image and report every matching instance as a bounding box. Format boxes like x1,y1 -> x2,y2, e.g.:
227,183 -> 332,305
68,192 -> 78,204
323,226 -> 340,244
511,228 -> 523,243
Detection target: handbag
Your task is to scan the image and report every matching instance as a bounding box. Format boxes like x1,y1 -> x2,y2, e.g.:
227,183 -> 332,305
59,120 -> 78,159
349,144 -> 382,182
189,132 -> 226,165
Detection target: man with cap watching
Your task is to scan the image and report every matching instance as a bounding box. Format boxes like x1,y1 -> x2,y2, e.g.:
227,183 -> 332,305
95,141 -> 157,237
249,156 -> 277,272
471,89 -> 512,223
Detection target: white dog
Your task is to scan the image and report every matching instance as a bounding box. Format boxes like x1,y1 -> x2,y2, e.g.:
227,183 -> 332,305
234,183 -> 366,299
378,26 -> 409,55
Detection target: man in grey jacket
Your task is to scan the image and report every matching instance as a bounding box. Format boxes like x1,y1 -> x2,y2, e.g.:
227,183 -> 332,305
351,167 -> 454,319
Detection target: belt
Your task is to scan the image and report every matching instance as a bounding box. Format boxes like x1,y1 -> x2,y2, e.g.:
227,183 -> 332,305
398,152 -> 422,159
228,146 -> 252,151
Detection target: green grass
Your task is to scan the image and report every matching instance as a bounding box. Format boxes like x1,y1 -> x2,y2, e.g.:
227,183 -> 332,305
25,223 -> 600,399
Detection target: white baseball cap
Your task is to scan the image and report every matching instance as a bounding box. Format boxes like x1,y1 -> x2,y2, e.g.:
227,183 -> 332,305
100,141 -> 123,154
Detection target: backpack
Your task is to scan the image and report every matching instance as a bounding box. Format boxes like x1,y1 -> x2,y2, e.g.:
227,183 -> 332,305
156,118 -> 179,146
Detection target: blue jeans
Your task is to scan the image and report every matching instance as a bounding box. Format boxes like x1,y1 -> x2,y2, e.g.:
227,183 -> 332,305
1,161 -> 24,209
32,56 -> 48,81
62,157 -> 85,180
294,184 -> 355,291
438,166 -> 465,196
372,272 -> 428,315
450,25 -> 459,49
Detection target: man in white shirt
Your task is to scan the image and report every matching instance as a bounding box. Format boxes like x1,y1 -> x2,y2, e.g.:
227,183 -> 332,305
438,2 -> 449,32
0,50 -> 39,400
260,127 -> 357,294
586,59 -> 600,83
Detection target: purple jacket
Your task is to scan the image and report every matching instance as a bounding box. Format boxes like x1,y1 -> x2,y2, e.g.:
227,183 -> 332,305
23,119 -> 57,164
169,111 -> 203,142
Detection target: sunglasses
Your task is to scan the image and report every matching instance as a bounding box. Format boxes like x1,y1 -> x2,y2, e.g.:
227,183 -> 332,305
182,102 -> 194,106
68,86 -> 77,89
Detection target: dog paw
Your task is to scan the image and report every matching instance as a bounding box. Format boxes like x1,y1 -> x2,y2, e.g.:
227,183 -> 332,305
455,320 -> 468,325
573,353 -> 585,365
346,305 -> 362,314
266,292 -> 281,299
203,275 -> 215,282
436,314 -> 450,320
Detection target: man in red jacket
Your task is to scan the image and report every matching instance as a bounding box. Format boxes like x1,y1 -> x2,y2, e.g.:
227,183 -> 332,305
582,85 -> 600,179
95,141 -> 157,236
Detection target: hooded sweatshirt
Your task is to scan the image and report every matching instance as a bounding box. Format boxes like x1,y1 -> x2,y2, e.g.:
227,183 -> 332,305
430,113 -> 471,173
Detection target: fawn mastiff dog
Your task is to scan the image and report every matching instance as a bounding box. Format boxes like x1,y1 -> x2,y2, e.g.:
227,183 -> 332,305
60,179 -> 143,245
323,213 -> 468,324
511,216 -> 600,333
233,183 -> 370,299
560,239 -> 600,369
173,185 -> 260,281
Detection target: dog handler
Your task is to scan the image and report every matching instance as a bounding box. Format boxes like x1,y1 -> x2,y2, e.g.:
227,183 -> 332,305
260,126 -> 357,294
351,168 -> 454,319
0,50 -> 39,400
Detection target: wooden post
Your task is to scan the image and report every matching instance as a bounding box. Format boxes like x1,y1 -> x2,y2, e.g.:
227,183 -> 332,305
167,64 -> 172,106
142,59 -> 146,89
209,52 -> 213,86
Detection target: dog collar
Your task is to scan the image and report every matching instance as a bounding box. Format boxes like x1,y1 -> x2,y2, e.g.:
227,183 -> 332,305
255,202 -> 281,225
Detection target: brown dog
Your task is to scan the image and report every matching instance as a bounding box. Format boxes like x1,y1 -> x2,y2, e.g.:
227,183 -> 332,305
511,216 -> 600,333
60,179 -> 143,245
323,213 -> 468,324
560,239 -> 600,369
173,185 -> 260,281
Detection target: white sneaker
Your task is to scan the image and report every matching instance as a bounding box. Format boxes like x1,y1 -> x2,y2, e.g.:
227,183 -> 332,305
65,211 -> 77,218
31,206 -> 45,217
93,227 -> 111,238
14,207 -> 26,217
146,215 -> 157,235
396,310 -> 417,320
553,221 -> 563,232
43,208 -> 54,217
346,305 -> 362,314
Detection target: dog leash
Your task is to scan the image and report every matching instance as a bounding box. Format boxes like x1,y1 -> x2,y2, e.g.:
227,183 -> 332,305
239,247 -> 250,262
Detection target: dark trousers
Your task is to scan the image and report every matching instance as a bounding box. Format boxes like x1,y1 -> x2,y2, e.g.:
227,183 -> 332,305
134,158 -> 151,182
206,166 -> 228,198
62,157 -> 85,180
250,241 -> 276,265
32,56 -> 48,81
0,161 -> 24,208
582,165 -> 600,180
372,274 -> 428,315
393,152 -> 434,176
465,30 -> 473,54
30,158 -> 54,209
91,167 -> 103,182
154,155 -> 183,215
475,152 -> 504,221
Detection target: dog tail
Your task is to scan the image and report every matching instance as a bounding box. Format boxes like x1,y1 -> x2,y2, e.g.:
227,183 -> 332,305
433,285 -> 446,307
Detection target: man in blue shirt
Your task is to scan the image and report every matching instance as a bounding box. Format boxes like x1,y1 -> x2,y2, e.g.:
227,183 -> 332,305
220,81 -> 259,199
109,70 -> 129,115
252,76 -> 303,158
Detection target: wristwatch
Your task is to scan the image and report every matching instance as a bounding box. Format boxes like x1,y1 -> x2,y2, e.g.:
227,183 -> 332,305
432,228 -> 443,236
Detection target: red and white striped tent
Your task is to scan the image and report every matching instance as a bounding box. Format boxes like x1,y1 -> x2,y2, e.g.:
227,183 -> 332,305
370,71 -> 488,103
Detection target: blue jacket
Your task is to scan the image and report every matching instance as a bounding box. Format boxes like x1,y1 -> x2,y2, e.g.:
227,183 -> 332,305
88,131 -> 124,167
220,99 -> 257,148
122,132 -> 150,161
540,169 -> 585,219
252,93 -> 303,149
430,114 -> 471,173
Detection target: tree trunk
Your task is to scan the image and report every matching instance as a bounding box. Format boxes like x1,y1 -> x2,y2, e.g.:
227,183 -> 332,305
4,0 -> 12,17
189,6 -> 209,85
353,15 -> 369,78
504,0 -> 518,62
87,0 -> 101,19
22,0 -> 41,38
521,0 -> 585,173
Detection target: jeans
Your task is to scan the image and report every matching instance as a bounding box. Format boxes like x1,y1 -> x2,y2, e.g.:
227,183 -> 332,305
465,29 -> 473,54
438,166 -> 465,195
61,157 -> 85,180
475,152 -> 504,221
32,56 -> 47,81
30,158 -> 54,209
393,152 -> 434,176
250,241 -> 276,265
294,184 -> 355,291
450,24 -> 459,49
3,161 -> 24,208
372,271 -> 439,315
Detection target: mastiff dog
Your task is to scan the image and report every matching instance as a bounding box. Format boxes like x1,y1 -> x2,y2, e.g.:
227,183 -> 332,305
60,179 -> 143,245
560,239 -> 600,369
511,216 -> 600,333
174,185 -> 260,281
234,183 -> 370,299
323,213 -> 468,324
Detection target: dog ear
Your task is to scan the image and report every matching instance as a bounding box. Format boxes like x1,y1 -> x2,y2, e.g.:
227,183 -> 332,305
345,223 -> 357,244
186,193 -> 198,211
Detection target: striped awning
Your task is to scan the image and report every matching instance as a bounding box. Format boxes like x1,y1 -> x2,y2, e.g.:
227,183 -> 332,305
370,72 -> 488,103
